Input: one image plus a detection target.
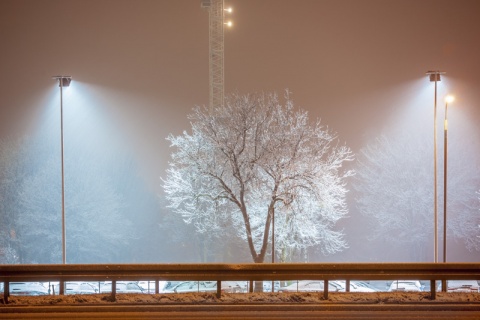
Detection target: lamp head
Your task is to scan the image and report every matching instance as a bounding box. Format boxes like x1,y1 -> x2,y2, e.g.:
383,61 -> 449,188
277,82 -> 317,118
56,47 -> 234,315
426,70 -> 445,82
445,95 -> 455,103
52,76 -> 72,87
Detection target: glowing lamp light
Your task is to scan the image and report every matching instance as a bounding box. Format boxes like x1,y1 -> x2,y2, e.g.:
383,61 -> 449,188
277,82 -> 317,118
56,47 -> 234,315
225,21 -> 233,27
224,7 -> 233,13
445,95 -> 455,103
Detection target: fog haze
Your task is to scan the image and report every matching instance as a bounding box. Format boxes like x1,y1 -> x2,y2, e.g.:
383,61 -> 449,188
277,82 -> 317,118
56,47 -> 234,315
1,0 -> 479,263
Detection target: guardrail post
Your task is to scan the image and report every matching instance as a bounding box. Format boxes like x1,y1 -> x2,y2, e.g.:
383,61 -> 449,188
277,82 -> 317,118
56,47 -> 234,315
441,279 -> 447,292
345,279 -> 350,292
430,280 -> 436,300
216,281 -> 221,298
4,281 -> 9,304
323,280 -> 329,300
155,280 -> 159,294
249,280 -> 253,293
59,280 -> 64,295
111,280 -> 116,301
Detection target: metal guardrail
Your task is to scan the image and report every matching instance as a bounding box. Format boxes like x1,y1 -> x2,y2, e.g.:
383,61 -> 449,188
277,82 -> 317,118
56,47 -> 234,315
1,263 -> 479,303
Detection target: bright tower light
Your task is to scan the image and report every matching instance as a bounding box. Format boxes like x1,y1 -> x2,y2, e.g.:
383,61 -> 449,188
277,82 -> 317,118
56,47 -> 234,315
201,0 -> 234,111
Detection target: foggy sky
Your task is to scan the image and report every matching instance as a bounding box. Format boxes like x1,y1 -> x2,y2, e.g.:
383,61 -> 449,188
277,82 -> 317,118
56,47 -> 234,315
1,0 -> 480,263
2,0 -> 480,193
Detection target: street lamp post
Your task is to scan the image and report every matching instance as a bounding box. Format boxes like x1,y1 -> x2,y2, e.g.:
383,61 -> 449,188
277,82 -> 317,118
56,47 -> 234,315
441,95 -> 454,292
443,95 -> 454,264
426,70 -> 445,263
52,75 -> 72,265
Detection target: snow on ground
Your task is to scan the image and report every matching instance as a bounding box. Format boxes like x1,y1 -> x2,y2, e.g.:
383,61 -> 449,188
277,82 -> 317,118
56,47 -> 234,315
4,292 -> 480,305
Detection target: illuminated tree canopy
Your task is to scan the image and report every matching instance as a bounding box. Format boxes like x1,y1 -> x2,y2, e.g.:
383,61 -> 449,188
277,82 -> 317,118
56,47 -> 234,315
163,91 -> 354,263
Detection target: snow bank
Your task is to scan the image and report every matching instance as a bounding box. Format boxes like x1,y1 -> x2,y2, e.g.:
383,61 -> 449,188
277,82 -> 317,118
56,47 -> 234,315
5,292 -> 480,305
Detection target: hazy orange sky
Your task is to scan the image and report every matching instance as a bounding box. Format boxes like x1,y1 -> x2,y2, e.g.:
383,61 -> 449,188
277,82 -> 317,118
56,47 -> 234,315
1,0 -> 480,192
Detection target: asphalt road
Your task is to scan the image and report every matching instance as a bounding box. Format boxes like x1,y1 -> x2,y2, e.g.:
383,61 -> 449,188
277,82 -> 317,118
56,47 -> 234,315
2,304 -> 480,319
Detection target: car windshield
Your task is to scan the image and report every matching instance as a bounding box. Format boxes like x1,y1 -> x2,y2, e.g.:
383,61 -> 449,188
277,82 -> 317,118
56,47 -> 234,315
354,281 -> 377,290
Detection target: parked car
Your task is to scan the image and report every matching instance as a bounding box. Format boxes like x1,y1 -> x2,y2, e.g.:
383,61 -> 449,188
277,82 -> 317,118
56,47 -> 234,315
230,281 -> 285,292
39,282 -> 58,295
388,280 -> 423,292
262,281 -> 281,292
365,280 -> 390,291
228,281 -> 272,292
163,281 -> 183,292
99,281 -> 144,294
278,280 -> 341,293
168,281 -> 243,294
51,281 -> 98,295
8,282 -> 50,296
138,281 -> 159,293
222,281 -> 245,293
232,281 -> 248,293
64,282 -> 98,294
447,280 -> 479,293
333,280 -> 378,292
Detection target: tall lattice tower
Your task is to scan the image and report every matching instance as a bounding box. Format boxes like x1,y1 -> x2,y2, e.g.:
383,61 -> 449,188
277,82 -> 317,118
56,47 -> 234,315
201,0 -> 232,111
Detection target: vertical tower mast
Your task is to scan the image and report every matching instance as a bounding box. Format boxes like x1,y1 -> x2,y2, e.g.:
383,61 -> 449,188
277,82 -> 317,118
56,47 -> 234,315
202,0 -> 229,112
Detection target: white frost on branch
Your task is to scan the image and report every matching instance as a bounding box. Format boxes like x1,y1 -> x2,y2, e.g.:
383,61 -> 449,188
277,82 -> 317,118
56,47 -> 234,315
163,91 -> 354,263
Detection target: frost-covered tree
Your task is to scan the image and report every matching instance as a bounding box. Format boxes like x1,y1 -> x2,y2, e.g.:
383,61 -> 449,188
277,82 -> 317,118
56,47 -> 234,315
355,130 -> 480,261
0,130 -> 135,264
0,137 -> 28,264
1,126 -> 143,263
16,152 -> 131,263
163,91 -> 354,264
159,196 -> 250,263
